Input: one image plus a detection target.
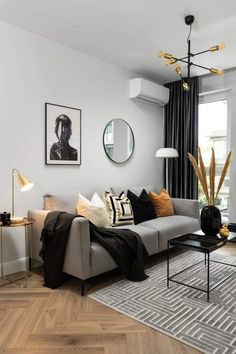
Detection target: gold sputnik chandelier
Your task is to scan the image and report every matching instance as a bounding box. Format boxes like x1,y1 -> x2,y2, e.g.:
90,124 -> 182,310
158,15 -> 226,91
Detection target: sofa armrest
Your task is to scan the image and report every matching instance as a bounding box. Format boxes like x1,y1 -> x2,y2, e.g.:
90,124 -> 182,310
28,209 -> 51,262
28,210 -> 91,280
171,198 -> 200,219
63,216 -> 91,280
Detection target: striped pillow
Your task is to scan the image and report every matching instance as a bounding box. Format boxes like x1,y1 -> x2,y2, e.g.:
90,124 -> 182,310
103,191 -> 134,227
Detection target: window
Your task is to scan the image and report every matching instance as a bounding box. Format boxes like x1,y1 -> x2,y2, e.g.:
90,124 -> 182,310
198,97 -> 229,221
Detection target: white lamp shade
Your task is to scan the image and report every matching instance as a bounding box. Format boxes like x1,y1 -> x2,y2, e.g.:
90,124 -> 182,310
155,148 -> 179,158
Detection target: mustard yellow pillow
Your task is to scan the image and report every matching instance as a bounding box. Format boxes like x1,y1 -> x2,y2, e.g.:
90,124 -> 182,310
149,190 -> 175,217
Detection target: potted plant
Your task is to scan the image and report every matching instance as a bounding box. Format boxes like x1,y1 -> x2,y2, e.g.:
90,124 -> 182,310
188,148 -> 232,236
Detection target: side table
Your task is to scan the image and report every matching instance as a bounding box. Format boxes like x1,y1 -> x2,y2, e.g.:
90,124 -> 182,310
0,218 -> 35,288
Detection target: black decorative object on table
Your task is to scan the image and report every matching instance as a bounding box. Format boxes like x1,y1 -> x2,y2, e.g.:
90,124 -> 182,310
200,205 -> 221,236
228,223 -> 236,232
0,212 -> 11,226
188,147 -> 232,237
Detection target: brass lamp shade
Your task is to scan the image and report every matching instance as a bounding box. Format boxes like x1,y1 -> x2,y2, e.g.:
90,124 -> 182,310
12,169 -> 34,216
16,173 -> 34,191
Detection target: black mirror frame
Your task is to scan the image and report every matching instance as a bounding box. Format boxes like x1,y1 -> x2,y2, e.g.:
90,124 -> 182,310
103,119 -> 135,164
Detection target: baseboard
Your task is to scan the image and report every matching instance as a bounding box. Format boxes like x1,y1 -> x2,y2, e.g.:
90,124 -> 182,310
2,258 -> 26,275
1,258 -> 42,275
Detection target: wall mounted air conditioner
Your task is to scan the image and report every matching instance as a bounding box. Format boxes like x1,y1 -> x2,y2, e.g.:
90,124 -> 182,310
129,78 -> 169,106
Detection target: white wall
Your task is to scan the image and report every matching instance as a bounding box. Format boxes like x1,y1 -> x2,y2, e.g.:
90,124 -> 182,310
200,70 -> 236,221
0,21 -> 164,271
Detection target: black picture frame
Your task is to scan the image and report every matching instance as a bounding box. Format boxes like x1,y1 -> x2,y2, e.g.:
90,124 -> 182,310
45,103 -> 81,165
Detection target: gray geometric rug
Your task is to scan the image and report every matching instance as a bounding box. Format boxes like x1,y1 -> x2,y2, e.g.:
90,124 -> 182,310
89,251 -> 236,354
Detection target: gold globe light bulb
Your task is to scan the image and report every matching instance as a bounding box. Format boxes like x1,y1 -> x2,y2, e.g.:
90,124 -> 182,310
165,59 -> 176,66
175,65 -> 181,75
158,50 -> 165,58
157,51 -> 173,60
210,45 -> 219,52
210,67 -> 219,74
210,68 -> 224,76
217,69 -> 224,76
218,43 -> 226,50
163,53 -> 173,60
182,82 -> 190,91
210,43 -> 226,52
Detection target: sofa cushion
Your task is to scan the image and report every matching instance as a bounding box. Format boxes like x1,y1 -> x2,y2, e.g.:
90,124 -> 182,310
44,191 -> 77,213
77,192 -> 110,228
43,186 -> 158,213
43,190 -> 93,213
103,191 -> 134,226
114,224 -> 159,256
43,188 -> 111,213
127,189 -> 156,225
149,190 -> 175,217
140,215 -> 200,251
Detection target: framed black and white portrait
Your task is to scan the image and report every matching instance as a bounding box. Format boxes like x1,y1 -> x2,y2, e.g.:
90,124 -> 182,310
45,103 -> 81,165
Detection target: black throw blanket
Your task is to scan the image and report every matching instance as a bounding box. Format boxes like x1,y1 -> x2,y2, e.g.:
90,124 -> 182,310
40,211 -> 149,289
89,223 -> 149,281
40,211 -> 77,288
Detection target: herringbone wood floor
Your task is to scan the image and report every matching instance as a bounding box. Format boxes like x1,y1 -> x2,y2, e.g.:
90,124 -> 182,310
0,244 -> 235,354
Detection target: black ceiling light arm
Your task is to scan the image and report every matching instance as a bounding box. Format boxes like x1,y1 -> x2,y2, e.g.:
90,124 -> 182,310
185,17 -> 193,79
172,57 -> 212,72
192,49 -> 212,56
188,39 -> 191,78
158,14 -> 225,90
190,62 -> 211,71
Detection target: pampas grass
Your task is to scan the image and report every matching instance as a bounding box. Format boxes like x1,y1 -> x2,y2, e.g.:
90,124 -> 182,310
198,147 -> 209,204
188,148 -> 232,206
209,148 -> 216,205
188,152 -> 210,204
215,151 -> 232,198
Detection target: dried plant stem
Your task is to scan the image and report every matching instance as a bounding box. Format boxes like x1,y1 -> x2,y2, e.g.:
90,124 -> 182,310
209,148 -> 216,205
215,151 -> 232,198
188,152 -> 210,204
188,148 -> 233,207
198,147 -> 209,203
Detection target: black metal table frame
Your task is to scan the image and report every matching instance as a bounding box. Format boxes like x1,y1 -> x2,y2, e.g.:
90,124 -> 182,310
167,241 -> 236,302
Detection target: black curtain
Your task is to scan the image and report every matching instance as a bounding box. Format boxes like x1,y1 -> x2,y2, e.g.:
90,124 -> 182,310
164,76 -> 199,199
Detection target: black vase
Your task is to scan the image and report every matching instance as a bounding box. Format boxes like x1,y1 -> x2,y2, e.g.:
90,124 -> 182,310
200,205 -> 221,236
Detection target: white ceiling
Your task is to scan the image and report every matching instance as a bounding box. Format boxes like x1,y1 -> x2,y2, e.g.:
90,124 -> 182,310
0,0 -> 236,83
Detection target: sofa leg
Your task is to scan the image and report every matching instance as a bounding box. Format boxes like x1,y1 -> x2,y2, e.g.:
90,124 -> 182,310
81,280 -> 85,296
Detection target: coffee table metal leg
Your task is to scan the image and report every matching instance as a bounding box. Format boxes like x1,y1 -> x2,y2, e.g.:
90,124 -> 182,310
207,252 -> 210,302
167,241 -> 170,288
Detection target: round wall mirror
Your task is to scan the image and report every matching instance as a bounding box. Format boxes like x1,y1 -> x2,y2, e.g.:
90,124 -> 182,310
103,119 -> 135,163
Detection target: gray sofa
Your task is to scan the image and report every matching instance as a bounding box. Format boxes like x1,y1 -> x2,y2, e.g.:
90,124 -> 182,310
28,185 -> 200,293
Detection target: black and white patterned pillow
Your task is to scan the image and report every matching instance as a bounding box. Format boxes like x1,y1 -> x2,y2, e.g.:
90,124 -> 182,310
103,191 -> 134,227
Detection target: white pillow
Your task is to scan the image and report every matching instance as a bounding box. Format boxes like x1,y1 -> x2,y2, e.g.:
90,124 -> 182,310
77,192 -> 110,228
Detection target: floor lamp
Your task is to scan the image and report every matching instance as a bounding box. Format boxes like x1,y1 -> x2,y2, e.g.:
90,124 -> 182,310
155,148 -> 179,190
